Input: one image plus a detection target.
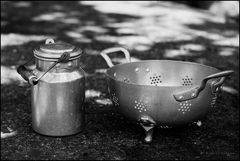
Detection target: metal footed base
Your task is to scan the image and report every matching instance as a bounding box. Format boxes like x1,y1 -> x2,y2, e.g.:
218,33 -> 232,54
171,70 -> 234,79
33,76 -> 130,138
139,115 -> 156,143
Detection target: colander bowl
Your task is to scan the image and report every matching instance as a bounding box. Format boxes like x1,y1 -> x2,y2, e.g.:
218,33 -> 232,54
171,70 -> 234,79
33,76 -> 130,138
100,47 -> 234,143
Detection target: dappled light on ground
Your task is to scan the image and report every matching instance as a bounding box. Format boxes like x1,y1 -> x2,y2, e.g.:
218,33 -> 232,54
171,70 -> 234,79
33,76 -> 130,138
1,129 -> 17,139
65,31 -> 92,43
1,34 -> 51,48
213,35 -> 239,47
164,49 -> 192,58
219,47 -> 236,56
1,65 -> 28,85
81,1 -> 239,52
12,1 -> 31,8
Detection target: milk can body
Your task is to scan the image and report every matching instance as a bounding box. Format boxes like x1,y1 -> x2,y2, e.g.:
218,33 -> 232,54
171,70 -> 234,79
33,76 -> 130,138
17,39 -> 85,136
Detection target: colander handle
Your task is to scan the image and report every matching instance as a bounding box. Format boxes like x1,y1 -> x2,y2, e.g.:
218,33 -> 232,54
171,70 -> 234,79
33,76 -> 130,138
100,47 -> 131,67
173,70 -> 234,102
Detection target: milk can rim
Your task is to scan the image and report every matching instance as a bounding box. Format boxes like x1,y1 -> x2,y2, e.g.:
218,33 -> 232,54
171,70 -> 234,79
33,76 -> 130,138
33,42 -> 82,61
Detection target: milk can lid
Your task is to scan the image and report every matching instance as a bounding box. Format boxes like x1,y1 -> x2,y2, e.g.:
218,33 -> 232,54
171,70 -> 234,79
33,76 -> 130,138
33,38 -> 82,61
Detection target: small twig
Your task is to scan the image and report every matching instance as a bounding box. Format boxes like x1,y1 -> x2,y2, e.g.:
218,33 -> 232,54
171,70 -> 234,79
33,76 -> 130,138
1,131 -> 17,139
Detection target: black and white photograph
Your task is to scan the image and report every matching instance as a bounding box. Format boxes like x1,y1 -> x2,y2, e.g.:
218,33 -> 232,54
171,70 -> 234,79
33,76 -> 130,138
1,1 -> 239,160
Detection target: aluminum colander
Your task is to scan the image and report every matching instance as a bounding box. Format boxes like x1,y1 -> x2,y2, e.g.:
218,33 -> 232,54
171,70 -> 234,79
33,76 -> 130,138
100,47 -> 234,143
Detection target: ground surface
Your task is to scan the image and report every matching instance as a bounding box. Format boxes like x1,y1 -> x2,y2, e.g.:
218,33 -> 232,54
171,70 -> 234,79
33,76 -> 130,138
1,1 -> 239,160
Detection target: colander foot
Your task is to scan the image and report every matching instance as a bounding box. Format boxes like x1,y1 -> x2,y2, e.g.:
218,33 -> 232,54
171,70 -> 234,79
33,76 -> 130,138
139,115 -> 156,143
142,126 -> 154,143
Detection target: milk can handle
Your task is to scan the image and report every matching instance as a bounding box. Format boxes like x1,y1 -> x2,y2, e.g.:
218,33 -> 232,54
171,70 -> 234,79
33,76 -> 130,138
17,52 -> 70,85
35,52 -> 70,82
100,47 -> 131,67
173,70 -> 234,102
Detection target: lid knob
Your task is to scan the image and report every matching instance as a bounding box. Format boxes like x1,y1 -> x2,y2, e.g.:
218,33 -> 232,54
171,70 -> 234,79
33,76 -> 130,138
45,38 -> 55,44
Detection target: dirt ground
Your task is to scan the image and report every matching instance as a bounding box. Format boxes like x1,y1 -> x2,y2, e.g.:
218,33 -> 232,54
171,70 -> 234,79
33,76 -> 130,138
1,1 -> 239,160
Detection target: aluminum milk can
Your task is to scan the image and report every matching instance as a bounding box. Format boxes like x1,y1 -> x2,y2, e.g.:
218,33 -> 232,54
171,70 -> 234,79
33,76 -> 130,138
17,38 -> 85,136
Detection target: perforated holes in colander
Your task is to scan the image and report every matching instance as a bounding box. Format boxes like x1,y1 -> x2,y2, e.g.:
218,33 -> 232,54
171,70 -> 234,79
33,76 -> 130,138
178,100 -> 191,114
123,77 -> 130,83
182,76 -> 193,86
150,74 -> 162,86
159,125 -> 172,129
111,93 -> 119,106
117,77 -> 130,83
134,100 -> 147,113
211,93 -> 218,108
